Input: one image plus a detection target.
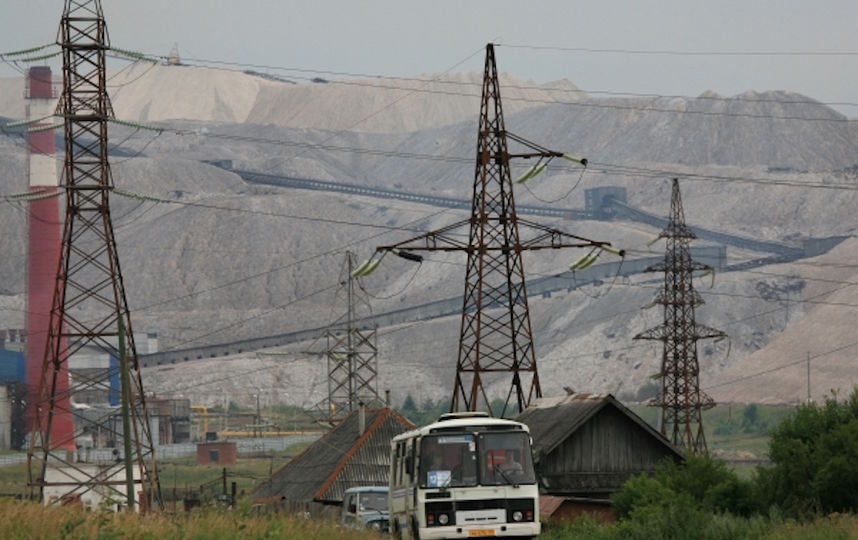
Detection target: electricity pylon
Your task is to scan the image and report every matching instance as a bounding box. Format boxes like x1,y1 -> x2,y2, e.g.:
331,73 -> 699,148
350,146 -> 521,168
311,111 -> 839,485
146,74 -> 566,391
372,44 -> 621,417
634,178 -> 726,455
27,0 -> 160,509
323,252 -> 382,421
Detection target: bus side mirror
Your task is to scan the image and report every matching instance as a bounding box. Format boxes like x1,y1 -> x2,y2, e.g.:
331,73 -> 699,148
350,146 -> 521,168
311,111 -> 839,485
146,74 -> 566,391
405,455 -> 413,475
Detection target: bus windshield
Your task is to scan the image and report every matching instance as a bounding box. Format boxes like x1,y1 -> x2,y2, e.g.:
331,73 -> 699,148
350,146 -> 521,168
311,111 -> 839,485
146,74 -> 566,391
479,431 -> 536,486
419,431 -> 536,488
420,434 -> 478,488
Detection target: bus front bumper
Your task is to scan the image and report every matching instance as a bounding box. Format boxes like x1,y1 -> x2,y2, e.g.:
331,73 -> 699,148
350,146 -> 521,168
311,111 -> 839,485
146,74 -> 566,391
419,522 -> 540,539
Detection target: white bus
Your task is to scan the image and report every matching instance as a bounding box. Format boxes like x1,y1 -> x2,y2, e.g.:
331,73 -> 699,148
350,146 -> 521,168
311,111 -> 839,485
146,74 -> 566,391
389,412 -> 540,539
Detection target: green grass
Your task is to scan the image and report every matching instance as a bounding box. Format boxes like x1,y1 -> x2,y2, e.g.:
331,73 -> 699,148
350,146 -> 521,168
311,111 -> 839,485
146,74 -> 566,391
0,499 -> 385,540
159,455 -> 293,500
540,513 -> 858,540
0,462 -> 28,496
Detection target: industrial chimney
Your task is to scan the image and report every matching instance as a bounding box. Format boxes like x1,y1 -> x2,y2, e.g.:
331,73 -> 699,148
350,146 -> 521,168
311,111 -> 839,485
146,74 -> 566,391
25,66 -> 74,450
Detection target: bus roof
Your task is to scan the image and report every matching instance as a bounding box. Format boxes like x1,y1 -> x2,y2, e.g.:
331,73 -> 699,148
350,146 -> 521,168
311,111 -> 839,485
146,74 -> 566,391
392,416 -> 529,443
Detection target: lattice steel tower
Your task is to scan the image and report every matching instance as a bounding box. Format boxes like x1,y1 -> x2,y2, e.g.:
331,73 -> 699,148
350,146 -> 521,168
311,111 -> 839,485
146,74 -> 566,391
374,44 -> 620,417
27,0 -> 160,508
634,178 -> 726,455
322,252 -> 382,422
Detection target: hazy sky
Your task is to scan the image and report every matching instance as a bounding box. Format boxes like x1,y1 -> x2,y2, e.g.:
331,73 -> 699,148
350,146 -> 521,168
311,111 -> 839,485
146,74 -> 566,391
2,1 -> 857,114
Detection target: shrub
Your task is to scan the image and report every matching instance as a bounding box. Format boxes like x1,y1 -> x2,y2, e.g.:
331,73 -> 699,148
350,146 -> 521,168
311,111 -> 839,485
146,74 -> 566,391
757,388 -> 858,516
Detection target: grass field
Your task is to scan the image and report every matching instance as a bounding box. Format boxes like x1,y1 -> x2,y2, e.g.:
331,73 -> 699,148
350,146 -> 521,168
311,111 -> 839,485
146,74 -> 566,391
628,402 -> 795,458
0,499 -> 384,540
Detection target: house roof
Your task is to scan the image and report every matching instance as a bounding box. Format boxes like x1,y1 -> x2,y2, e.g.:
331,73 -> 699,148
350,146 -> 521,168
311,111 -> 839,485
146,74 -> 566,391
250,407 -> 414,504
516,393 -> 683,462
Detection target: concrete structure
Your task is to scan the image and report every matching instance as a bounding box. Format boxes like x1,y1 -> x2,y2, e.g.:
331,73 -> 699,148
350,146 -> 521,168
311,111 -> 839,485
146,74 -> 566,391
68,333 -> 158,405
196,441 -> 237,465
43,463 -> 143,511
150,397 -> 191,444
73,406 -> 161,456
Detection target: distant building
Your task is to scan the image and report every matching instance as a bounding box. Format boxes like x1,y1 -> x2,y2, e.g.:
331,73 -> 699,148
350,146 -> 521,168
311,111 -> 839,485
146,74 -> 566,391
149,397 -> 191,444
197,441 -> 237,465
251,407 -> 413,511
517,393 -> 683,522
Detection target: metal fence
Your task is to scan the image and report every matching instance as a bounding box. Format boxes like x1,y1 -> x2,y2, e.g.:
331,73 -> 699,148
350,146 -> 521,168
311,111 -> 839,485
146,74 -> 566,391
0,434 -> 321,469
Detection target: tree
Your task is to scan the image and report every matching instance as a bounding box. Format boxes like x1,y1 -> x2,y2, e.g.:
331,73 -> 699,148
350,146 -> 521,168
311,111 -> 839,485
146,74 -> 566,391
401,394 -> 418,416
741,403 -> 759,432
756,388 -> 858,516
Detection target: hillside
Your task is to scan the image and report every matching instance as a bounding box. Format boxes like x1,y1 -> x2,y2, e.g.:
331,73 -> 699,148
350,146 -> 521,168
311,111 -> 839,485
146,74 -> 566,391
107,64 -> 584,133
1,64 -> 857,407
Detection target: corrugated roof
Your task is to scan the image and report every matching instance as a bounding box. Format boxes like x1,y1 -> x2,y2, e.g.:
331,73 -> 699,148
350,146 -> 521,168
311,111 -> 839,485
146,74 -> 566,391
250,407 -> 414,504
516,393 -> 682,461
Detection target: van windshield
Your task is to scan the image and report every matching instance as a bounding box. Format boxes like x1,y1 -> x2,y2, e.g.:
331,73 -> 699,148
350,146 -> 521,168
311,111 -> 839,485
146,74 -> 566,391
360,492 -> 388,512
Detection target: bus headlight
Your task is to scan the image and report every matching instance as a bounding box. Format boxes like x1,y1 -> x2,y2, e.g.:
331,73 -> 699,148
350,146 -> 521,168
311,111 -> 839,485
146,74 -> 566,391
512,511 -> 523,522
438,513 -> 449,525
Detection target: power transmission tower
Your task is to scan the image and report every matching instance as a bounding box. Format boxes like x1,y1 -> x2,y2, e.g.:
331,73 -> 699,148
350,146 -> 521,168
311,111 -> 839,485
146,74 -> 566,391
27,0 -> 161,509
373,44 -> 621,417
634,178 -> 726,455
312,252 -> 382,423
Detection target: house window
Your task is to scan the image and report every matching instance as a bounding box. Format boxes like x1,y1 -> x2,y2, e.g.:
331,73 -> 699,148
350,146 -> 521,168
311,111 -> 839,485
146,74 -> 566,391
210,450 -> 219,462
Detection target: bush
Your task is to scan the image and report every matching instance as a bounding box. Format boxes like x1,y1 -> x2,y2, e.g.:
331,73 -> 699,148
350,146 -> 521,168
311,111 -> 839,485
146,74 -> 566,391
757,388 -> 858,516
612,455 -> 753,520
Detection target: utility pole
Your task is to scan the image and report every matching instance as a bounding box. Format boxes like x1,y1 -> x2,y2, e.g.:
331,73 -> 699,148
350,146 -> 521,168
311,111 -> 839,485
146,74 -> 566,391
27,0 -> 161,508
118,319 -> 134,510
255,394 -> 261,437
347,253 -> 355,412
806,351 -> 811,403
372,44 -> 621,417
635,179 -> 725,455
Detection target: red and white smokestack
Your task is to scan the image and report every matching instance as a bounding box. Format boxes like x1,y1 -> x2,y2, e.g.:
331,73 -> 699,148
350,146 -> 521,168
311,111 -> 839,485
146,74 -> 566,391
25,66 -> 74,451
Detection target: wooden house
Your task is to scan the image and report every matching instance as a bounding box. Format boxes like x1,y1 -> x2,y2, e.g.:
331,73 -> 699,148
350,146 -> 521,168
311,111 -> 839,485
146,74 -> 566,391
517,393 -> 683,521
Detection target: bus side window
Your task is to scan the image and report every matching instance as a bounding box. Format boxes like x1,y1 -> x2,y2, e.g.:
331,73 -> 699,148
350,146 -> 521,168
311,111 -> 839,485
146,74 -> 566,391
394,442 -> 403,486
405,440 -> 415,481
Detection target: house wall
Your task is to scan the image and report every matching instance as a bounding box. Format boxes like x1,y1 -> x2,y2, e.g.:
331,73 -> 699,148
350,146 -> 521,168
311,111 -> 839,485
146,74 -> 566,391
539,406 -> 679,494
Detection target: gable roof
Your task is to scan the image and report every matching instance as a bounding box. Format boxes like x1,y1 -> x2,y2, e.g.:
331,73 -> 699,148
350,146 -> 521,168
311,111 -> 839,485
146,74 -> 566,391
516,393 -> 683,461
251,407 -> 414,504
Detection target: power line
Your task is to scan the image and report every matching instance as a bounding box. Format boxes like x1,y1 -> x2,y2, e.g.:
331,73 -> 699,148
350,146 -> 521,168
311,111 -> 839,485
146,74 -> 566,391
705,336 -> 858,391
43,45 -> 850,124
498,43 -> 858,57
125,50 -> 858,110
111,188 -> 424,232
150,61 -> 856,124
162,283 -> 340,351
94,120 -> 858,192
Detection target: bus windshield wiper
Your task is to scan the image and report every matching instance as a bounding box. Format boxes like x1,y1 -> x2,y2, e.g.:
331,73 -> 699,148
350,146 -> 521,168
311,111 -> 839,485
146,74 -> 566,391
494,465 -> 519,488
